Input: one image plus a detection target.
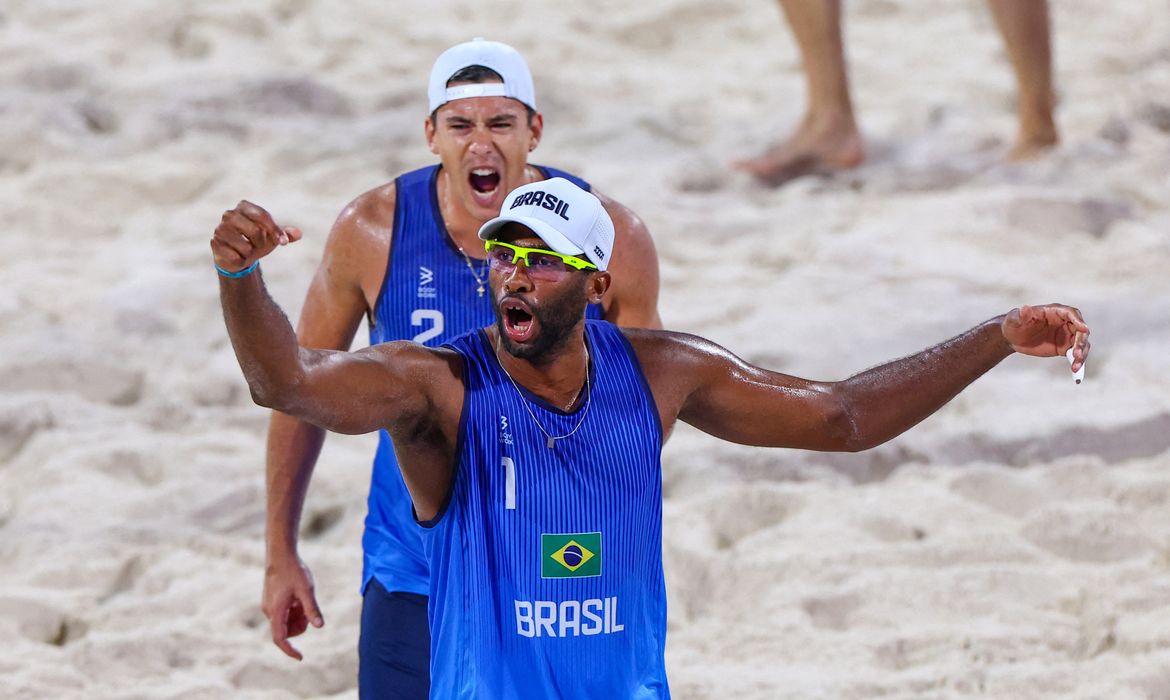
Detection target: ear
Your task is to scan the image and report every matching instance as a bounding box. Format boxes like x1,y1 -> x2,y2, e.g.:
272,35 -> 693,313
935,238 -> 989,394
527,112 -> 544,152
425,116 -> 439,155
586,271 -> 611,305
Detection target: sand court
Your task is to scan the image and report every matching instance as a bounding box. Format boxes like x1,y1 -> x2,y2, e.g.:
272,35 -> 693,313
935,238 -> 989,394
2,1 -> 1169,698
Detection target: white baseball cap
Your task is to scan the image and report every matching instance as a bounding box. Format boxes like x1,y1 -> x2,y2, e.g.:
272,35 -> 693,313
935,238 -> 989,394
478,178 -> 615,271
427,38 -> 537,114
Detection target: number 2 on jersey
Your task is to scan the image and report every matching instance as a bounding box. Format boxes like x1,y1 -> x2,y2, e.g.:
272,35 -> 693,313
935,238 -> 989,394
411,309 -> 444,344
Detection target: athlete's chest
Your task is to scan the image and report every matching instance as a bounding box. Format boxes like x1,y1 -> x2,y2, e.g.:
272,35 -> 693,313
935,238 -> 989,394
372,235 -> 493,345
460,389 -> 662,527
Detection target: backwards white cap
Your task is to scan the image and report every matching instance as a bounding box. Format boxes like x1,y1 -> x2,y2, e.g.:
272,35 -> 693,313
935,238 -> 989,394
427,38 -> 537,114
479,178 -> 615,271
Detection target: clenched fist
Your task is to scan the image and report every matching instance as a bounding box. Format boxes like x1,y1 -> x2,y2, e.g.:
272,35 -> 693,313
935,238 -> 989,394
211,200 -> 303,273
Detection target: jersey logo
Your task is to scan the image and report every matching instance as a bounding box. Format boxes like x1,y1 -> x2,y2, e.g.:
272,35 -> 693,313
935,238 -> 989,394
542,532 -> 601,578
417,266 -> 436,299
499,415 -> 513,445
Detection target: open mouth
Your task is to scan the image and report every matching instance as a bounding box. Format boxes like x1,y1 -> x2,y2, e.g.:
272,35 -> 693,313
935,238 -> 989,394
501,298 -> 536,343
469,167 -> 501,205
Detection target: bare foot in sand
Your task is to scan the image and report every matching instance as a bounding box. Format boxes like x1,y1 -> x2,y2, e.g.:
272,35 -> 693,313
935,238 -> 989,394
733,114 -> 866,187
1008,124 -> 1059,161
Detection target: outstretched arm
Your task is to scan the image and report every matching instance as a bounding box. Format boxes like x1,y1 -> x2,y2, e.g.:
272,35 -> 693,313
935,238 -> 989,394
212,201 -> 434,435
652,305 -> 1089,451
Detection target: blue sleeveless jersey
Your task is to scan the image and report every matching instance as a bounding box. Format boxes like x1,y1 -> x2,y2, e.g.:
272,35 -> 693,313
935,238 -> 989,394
424,321 -> 669,699
364,164 -> 601,595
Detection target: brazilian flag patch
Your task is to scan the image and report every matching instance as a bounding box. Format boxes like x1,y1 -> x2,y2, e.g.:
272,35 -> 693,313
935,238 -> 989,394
541,532 -> 602,579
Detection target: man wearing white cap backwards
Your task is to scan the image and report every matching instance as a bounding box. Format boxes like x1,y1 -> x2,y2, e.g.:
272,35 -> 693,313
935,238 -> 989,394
254,39 -> 660,698
213,177 -> 1090,699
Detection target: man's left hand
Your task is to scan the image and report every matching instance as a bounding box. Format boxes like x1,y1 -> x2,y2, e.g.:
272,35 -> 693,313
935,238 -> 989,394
1002,304 -> 1091,372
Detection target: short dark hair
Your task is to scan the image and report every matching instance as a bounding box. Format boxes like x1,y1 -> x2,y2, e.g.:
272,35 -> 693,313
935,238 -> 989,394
429,64 -> 536,124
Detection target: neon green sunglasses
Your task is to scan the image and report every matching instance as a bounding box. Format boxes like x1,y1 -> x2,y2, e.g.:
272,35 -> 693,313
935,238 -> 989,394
484,240 -> 597,279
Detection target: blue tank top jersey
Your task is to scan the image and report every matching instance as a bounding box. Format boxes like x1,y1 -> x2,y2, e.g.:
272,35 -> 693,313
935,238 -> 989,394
423,321 -> 668,699
363,164 -> 602,595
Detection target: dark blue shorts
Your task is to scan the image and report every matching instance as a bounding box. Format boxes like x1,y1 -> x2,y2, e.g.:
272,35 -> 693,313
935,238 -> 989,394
359,580 -> 430,700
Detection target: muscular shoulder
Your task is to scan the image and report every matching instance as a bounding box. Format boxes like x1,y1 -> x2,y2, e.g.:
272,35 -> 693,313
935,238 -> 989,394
618,328 -> 728,431
368,340 -> 462,381
330,181 -> 397,251
366,341 -> 465,420
622,328 -> 725,377
592,189 -> 662,328
315,181 -> 397,304
593,190 -> 652,257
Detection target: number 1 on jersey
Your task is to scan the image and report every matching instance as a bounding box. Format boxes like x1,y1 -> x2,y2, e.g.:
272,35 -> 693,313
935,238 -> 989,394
503,456 -> 516,510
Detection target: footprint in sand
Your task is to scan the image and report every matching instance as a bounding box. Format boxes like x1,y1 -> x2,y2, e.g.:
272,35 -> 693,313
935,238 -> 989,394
0,596 -> 88,646
1004,194 -> 1132,239
93,445 -> 165,487
949,466 -> 1050,518
801,591 -> 862,631
1134,666 -> 1170,700
0,401 -> 54,464
702,486 -> 804,551
98,556 -> 146,604
1021,506 -> 1154,563
0,356 -> 143,407
609,0 -> 745,51
301,504 -> 346,540
232,652 -> 356,696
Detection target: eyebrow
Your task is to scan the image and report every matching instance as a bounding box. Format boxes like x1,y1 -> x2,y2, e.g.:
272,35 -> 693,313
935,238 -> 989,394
443,113 -> 520,126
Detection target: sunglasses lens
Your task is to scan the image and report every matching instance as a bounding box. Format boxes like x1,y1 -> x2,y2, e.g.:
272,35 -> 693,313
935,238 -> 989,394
486,242 -> 592,279
488,246 -> 515,267
526,252 -> 569,275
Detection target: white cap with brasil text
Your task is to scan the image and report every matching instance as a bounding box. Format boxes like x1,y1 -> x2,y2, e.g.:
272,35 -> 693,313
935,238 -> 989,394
478,178 -> 615,271
428,38 -> 537,113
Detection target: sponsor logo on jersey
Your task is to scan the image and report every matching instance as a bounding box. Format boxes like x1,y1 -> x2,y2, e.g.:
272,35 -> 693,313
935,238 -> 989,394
541,532 -> 601,578
514,597 -> 625,637
417,266 -> 436,299
499,415 -> 513,446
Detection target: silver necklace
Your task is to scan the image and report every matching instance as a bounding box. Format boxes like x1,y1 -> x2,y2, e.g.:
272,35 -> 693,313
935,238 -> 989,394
495,339 -> 592,449
457,246 -> 489,297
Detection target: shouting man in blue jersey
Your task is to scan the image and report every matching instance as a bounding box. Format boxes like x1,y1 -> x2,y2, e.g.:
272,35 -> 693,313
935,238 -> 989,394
259,39 -> 661,698
215,177 -> 1089,698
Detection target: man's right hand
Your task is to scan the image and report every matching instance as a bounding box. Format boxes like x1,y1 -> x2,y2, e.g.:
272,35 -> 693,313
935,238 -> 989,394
212,200 -> 303,273
262,555 -> 324,661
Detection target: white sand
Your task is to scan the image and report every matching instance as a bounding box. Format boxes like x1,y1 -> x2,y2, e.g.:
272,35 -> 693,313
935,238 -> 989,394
2,1 -> 1169,698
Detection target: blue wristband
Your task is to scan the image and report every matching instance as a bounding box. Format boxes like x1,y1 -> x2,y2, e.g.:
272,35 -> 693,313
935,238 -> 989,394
215,260 -> 260,278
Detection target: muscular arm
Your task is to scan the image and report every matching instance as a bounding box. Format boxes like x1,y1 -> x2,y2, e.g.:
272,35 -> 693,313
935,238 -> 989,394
265,189 -> 391,562
219,268 -> 433,435
214,197 -> 464,660
595,190 -> 662,330
636,308 -> 1087,452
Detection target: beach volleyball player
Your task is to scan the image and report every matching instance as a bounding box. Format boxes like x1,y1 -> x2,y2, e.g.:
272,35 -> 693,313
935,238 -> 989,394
214,177 -> 1089,698
259,39 -> 660,697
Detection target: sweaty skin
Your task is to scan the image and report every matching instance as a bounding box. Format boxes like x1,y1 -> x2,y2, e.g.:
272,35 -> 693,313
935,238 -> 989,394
261,91 -> 661,660
215,202 -> 1091,530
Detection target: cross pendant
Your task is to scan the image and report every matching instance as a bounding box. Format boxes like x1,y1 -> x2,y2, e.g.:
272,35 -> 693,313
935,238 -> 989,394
477,285 -> 485,297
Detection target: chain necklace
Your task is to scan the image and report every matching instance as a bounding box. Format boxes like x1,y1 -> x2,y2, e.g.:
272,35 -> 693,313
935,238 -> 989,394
457,246 -> 489,297
495,338 -> 592,449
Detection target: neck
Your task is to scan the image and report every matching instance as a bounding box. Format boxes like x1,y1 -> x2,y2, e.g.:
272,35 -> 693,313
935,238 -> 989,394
436,164 -> 541,256
491,327 -> 590,411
